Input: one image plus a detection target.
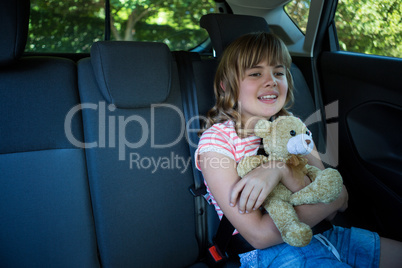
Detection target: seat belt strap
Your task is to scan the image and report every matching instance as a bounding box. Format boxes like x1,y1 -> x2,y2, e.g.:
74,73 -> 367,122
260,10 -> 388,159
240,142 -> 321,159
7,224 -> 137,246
174,51 -> 208,258
174,51 -> 203,191
205,215 -> 235,266
174,51 -> 251,265
214,215 -> 235,253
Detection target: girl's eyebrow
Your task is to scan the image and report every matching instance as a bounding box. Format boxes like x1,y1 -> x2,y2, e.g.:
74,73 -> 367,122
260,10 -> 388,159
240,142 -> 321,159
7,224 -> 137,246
249,65 -> 263,69
248,64 -> 285,69
274,64 -> 286,69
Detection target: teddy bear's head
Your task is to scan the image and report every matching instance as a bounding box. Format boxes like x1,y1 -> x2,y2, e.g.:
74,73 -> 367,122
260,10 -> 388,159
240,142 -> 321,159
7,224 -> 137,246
254,116 -> 314,161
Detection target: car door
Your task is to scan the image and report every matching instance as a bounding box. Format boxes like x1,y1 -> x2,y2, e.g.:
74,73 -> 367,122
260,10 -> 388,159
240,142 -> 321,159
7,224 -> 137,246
316,0 -> 402,241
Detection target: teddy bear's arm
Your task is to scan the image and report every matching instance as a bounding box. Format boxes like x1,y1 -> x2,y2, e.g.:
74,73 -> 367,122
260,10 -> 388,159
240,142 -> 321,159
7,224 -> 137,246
264,184 -> 312,247
289,165 -> 343,206
237,155 -> 268,178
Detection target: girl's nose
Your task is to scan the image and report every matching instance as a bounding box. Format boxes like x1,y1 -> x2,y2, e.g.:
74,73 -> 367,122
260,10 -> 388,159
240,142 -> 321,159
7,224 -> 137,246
264,74 -> 277,87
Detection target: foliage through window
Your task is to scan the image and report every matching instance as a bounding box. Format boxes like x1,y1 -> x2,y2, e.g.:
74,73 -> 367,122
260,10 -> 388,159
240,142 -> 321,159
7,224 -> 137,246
286,0 -> 401,58
335,0 -> 401,58
26,0 -> 216,53
284,0 -> 310,34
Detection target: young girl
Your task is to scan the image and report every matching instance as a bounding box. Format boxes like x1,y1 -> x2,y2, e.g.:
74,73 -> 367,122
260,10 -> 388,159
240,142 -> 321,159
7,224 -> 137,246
195,32 -> 402,267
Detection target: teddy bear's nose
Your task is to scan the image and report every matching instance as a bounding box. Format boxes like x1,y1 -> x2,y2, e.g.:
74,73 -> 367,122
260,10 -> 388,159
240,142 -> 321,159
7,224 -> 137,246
305,139 -> 311,145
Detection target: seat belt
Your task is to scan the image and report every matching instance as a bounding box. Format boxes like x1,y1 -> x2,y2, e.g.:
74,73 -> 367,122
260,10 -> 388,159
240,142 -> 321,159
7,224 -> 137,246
174,51 -> 253,265
174,51 -> 208,258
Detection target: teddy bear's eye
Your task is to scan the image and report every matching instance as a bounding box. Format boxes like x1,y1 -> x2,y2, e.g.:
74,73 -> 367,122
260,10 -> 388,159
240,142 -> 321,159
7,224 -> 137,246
306,131 -> 310,136
290,130 -> 296,136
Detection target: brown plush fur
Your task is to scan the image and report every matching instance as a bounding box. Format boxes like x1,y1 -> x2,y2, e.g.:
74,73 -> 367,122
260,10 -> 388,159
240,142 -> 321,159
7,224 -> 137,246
237,116 -> 343,247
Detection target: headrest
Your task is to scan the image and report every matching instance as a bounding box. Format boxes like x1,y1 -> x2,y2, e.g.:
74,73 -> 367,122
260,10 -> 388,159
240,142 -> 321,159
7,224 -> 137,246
200,14 -> 270,58
0,0 -> 30,66
91,41 -> 172,109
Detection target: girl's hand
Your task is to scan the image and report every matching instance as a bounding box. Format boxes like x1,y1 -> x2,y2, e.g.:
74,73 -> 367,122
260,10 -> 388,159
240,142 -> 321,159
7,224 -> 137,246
326,184 -> 349,221
230,161 -> 289,213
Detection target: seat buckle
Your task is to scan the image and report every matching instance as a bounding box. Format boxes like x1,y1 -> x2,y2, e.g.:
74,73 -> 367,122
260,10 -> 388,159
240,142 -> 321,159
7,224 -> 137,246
188,184 -> 213,204
189,184 -> 206,196
205,244 -> 227,267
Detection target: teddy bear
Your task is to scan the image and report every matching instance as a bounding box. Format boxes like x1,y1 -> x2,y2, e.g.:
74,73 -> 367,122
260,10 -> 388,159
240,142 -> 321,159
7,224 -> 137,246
237,116 -> 343,247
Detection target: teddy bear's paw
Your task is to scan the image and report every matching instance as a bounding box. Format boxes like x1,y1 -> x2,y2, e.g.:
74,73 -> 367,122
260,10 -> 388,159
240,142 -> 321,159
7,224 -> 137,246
288,190 -> 317,206
305,164 -> 320,181
282,221 -> 312,247
288,193 -> 305,206
315,169 -> 343,203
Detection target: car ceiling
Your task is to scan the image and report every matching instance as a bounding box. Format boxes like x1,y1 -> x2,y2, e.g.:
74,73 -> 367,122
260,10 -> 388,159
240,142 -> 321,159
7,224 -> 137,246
224,0 -> 326,57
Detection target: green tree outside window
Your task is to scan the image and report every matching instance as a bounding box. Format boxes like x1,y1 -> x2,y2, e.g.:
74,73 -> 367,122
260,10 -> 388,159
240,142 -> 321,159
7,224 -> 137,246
27,0 -> 215,53
285,0 -> 401,58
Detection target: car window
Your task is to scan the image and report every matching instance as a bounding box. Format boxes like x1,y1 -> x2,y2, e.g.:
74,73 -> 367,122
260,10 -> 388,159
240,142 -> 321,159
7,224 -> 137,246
284,0 -> 310,34
335,0 -> 401,58
26,0 -> 216,53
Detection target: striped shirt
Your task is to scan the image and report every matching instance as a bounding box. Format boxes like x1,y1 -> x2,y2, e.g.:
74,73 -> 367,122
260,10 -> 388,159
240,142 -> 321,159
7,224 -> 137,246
195,120 -> 261,222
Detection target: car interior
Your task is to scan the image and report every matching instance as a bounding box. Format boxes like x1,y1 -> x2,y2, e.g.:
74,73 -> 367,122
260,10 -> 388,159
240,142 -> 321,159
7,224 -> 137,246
1,0 -> 401,267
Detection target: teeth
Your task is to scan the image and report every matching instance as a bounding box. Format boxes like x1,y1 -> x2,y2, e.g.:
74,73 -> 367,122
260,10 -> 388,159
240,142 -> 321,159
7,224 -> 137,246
259,95 -> 277,99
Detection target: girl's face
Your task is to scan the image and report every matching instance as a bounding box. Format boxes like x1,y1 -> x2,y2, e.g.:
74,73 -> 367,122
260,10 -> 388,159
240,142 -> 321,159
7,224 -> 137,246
238,60 -> 288,130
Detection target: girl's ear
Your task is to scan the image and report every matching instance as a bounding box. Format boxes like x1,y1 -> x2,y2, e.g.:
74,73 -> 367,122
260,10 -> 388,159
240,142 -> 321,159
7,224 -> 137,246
220,81 -> 225,91
254,119 -> 271,138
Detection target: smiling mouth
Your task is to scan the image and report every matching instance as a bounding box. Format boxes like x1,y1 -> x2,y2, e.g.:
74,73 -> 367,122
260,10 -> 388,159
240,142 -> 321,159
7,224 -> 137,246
258,95 -> 277,100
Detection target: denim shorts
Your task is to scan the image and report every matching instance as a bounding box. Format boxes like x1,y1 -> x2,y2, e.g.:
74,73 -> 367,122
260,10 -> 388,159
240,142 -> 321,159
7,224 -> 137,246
239,226 -> 380,268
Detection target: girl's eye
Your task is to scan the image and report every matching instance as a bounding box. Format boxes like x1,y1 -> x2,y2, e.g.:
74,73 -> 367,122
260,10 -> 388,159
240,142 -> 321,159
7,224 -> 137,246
274,72 -> 285,76
249,72 -> 261,77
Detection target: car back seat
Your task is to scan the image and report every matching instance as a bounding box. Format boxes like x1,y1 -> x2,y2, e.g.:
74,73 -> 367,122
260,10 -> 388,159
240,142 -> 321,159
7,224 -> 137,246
77,41 -> 209,267
0,5 -> 325,267
0,0 -> 100,267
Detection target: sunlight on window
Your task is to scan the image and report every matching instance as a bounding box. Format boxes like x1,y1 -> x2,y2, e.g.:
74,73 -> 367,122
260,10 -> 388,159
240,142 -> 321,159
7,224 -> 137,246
335,0 -> 401,58
26,0 -> 216,53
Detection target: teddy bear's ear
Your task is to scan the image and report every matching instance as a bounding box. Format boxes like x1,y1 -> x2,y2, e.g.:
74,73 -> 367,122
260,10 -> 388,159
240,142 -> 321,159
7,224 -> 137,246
254,119 -> 271,138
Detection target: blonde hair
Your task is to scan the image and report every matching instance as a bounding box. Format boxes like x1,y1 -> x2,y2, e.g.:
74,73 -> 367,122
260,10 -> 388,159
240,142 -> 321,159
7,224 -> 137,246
202,32 -> 294,135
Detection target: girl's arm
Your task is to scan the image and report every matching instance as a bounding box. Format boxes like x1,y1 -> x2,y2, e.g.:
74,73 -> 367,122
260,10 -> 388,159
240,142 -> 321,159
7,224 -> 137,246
200,151 -> 284,249
230,160 -> 290,214
201,150 -> 348,249
305,144 -> 325,170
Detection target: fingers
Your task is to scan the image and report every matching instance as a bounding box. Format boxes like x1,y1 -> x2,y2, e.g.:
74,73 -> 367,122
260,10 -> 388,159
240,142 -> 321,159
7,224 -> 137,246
230,162 -> 283,213
230,178 -> 262,213
229,178 -> 246,208
236,182 -> 268,213
242,184 -> 271,212
238,184 -> 261,213
253,187 -> 269,210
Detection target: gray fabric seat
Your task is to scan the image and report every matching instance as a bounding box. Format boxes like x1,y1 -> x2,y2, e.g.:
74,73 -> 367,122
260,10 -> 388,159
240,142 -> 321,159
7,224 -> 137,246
77,41 -> 205,267
0,0 -> 100,266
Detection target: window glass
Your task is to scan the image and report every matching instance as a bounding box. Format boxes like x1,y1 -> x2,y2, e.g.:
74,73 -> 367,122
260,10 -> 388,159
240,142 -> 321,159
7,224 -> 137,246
109,0 -> 215,50
335,0 -> 401,58
284,0 -> 311,34
26,0 -> 216,53
27,0 -> 105,53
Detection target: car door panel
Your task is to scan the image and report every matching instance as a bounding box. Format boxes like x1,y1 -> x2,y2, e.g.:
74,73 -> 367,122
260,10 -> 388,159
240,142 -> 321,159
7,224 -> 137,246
319,51 -> 402,240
